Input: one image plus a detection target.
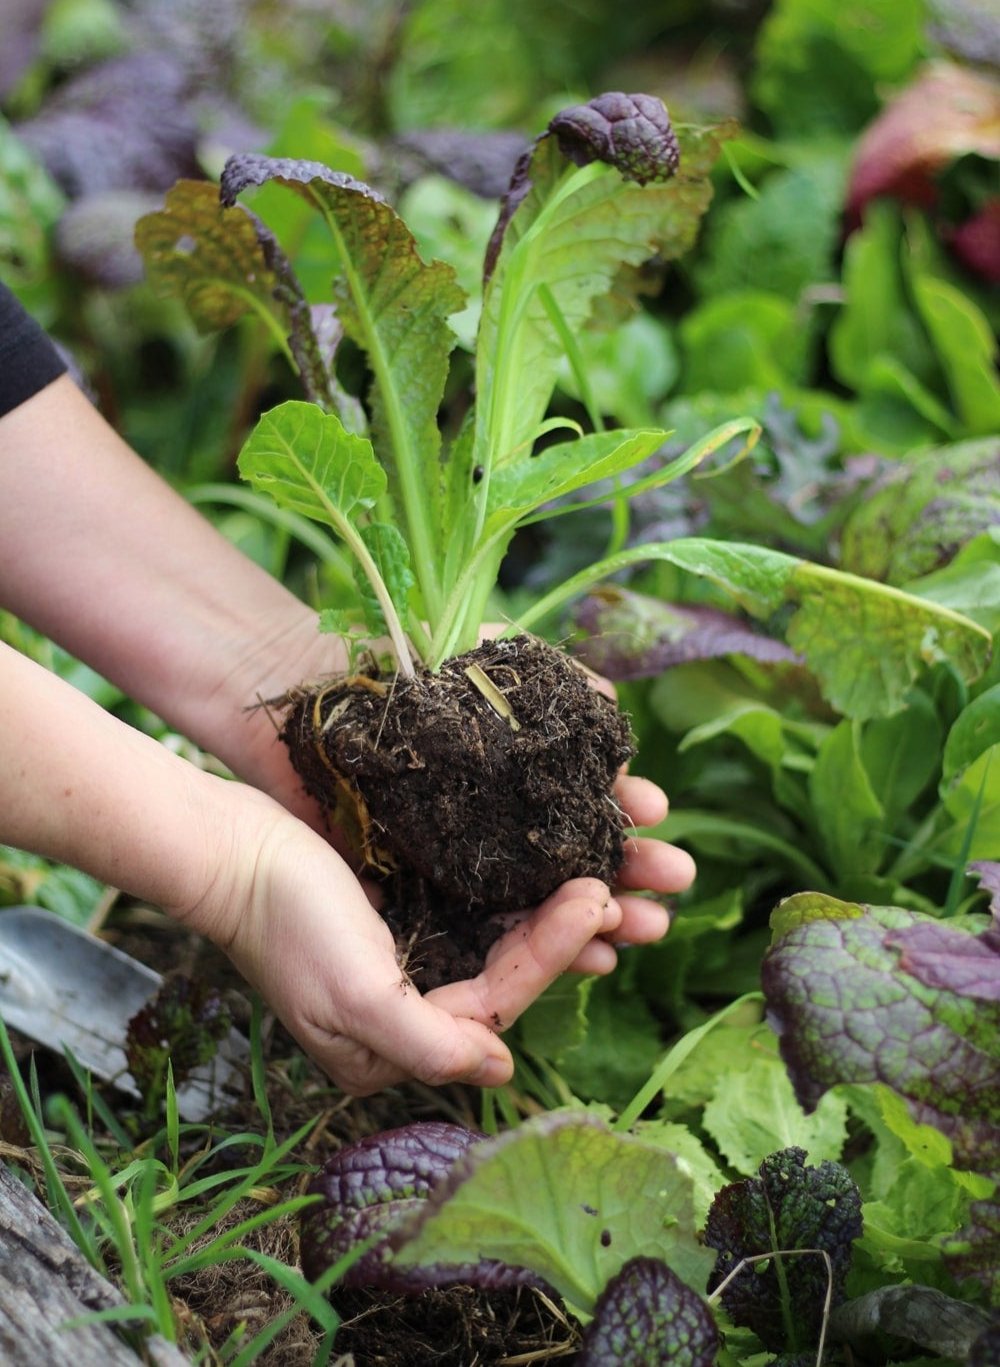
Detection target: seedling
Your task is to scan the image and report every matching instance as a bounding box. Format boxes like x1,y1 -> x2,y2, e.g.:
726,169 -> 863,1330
137,94 -> 754,978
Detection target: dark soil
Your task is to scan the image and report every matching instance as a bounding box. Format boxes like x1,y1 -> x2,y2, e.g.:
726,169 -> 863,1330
280,635 -> 634,987
331,1283 -> 581,1365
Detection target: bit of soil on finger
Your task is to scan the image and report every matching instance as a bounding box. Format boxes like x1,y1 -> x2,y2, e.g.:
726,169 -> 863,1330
279,635 -> 633,988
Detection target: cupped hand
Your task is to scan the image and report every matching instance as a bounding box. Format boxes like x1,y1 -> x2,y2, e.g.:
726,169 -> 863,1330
185,787 -> 636,1095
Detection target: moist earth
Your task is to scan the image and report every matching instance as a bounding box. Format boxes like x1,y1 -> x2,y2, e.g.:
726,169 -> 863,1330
280,635 -> 634,987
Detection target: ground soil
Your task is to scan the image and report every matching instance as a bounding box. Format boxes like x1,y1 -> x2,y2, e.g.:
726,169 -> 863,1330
280,636 -> 634,988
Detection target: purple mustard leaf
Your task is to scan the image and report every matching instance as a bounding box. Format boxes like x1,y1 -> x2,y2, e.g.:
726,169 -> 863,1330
219,153 -> 386,210
704,1147 -> 863,1354
573,586 -> 798,681
762,894 -> 1000,1176
389,128 -> 528,199
14,52 -> 200,198
885,918 -> 1000,1001
300,1121 -> 480,1285
943,1197 -> 1000,1303
577,1257 -> 718,1366
548,93 -> 681,186
300,1121 -> 537,1294
971,862 -> 1000,920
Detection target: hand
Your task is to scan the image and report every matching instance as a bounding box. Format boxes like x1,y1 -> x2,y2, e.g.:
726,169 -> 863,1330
177,787 -> 633,1095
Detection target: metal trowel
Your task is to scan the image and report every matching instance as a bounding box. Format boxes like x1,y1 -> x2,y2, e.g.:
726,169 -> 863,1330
0,905 -> 248,1121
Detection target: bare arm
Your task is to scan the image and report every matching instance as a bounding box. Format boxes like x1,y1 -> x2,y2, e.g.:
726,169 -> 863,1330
0,375 -> 695,1092
0,375 -> 338,817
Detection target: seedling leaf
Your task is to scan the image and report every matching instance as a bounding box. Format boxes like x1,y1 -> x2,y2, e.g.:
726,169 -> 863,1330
221,153 -> 465,621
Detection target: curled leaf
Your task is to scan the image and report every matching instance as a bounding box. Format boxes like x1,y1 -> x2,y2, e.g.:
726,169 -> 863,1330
549,93 -> 681,186
829,1283 -> 996,1360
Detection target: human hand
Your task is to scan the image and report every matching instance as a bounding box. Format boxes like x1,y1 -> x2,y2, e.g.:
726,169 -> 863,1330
175,784 -> 643,1094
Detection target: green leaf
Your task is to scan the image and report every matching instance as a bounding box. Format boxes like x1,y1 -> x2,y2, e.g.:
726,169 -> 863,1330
486,427 -> 669,523
908,530 -> 1000,634
810,721 -> 886,875
221,155 -> 466,623
829,201 -> 938,394
633,1121 -> 729,1226
679,290 -> 809,391
752,0 -> 924,136
517,975 -> 594,1059
911,274 -> 1000,437
354,523 -> 415,638
702,1060 -> 849,1177
476,121 -> 731,480
0,116 -> 65,295
695,156 -> 847,302
237,401 -> 413,660
860,692 -> 942,825
943,686 -> 1000,784
390,1112 -> 716,1312
513,538 -> 992,720
238,401 -> 385,526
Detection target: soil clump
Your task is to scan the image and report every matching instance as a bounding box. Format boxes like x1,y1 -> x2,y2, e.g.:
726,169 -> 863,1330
280,635 -> 633,986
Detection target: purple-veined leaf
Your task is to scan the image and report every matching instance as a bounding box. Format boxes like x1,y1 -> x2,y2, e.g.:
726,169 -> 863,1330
573,586 -> 798,681
578,1257 -> 718,1366
298,1121 -> 532,1292
971,861 -> 1000,917
762,892 -> 1000,1175
705,1147 -> 862,1353
839,437 -> 1000,585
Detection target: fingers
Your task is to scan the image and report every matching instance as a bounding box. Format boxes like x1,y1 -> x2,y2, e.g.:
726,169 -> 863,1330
617,834 -> 696,896
614,772 -> 669,828
428,877 -> 619,1032
293,964 -> 516,1096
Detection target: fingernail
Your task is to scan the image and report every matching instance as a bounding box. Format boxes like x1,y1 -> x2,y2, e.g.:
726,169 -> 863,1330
468,1056 -> 511,1088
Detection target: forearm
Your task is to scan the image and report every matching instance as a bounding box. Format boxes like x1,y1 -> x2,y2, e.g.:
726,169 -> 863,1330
0,639 -> 252,916
0,377 -> 344,786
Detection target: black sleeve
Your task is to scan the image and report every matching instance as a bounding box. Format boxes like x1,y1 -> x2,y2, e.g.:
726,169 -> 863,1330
0,281 -> 68,418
